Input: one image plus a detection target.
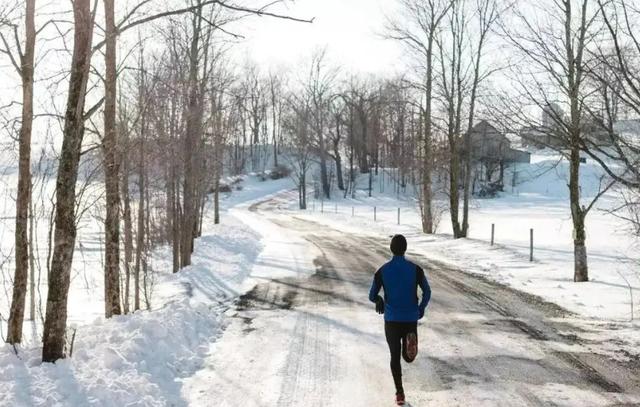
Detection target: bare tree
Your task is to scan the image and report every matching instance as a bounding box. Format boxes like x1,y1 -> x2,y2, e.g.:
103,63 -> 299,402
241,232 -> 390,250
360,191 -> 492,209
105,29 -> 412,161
387,0 -> 453,234
461,0 -> 500,237
102,0 -> 121,318
500,0 -> 602,282
437,0 -> 467,238
283,93 -> 313,209
306,48 -> 338,200
42,0 -> 95,362
269,70 -> 284,169
2,0 -> 36,344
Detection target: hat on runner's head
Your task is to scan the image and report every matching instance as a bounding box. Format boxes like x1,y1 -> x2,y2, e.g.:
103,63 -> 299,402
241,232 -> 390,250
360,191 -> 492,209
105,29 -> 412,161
390,234 -> 407,256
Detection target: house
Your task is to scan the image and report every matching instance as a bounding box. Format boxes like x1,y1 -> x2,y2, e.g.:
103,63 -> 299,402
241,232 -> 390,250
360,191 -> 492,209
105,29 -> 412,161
468,120 -> 531,164
465,120 -> 531,193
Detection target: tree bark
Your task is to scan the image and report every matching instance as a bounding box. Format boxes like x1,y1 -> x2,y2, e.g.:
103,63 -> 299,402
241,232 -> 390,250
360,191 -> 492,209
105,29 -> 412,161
42,0 -> 94,362
121,122 -> 133,314
134,49 -> 146,310
319,129 -> 330,199
135,136 -> 144,311
7,0 -> 36,344
421,34 -> 436,234
102,0 -> 121,318
566,0 -> 589,282
180,3 -> 204,267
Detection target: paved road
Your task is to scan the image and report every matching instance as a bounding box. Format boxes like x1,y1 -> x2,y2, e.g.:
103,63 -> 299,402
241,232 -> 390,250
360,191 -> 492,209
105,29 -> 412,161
184,195 -> 640,407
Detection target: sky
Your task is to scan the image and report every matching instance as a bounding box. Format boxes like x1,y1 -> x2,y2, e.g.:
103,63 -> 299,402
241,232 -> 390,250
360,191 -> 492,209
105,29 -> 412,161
227,0 -> 405,75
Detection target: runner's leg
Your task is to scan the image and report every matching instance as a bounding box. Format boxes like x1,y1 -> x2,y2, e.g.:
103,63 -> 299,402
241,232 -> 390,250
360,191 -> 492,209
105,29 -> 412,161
385,322 -> 404,394
402,322 -> 418,363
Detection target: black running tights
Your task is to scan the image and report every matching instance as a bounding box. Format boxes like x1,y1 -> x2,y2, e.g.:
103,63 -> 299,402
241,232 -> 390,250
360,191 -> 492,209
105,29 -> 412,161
384,321 -> 418,394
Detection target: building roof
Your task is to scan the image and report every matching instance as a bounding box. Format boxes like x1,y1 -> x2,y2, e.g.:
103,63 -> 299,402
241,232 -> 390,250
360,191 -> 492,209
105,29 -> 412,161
469,120 -> 502,136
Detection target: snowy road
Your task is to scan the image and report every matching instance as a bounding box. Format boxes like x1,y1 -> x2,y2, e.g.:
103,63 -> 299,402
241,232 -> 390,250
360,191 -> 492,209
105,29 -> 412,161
184,195 -> 640,407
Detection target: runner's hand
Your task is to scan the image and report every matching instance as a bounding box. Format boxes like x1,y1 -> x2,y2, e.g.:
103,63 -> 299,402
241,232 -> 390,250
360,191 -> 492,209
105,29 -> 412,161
375,296 -> 384,314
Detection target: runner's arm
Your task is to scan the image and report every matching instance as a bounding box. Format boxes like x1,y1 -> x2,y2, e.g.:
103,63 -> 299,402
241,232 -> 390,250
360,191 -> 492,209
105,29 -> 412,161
369,268 -> 383,302
417,266 -> 431,312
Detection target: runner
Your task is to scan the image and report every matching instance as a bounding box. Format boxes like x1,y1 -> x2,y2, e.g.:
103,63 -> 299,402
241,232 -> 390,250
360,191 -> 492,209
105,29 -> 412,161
369,234 -> 432,406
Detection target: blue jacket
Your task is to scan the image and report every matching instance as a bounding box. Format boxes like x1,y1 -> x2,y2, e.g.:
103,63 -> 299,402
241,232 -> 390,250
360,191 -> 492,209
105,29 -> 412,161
369,256 -> 431,322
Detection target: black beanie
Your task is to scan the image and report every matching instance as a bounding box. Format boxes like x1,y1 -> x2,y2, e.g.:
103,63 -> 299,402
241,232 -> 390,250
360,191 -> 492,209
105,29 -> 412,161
390,234 -> 407,256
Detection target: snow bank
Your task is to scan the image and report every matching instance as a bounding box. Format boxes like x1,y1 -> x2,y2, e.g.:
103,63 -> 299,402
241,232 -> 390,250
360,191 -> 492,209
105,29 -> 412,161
0,210 -> 264,407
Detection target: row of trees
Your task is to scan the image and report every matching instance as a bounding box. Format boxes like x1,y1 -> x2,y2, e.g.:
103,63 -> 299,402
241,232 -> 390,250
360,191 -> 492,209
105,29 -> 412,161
0,0 -> 311,361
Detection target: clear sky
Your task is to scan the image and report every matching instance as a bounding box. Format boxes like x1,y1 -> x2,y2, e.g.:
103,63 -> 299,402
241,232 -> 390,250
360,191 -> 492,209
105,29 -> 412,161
228,0 -> 405,75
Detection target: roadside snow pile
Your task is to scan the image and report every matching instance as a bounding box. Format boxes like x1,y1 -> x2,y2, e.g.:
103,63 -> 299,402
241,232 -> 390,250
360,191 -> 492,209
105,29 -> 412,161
0,298 -> 218,407
0,213 -> 264,407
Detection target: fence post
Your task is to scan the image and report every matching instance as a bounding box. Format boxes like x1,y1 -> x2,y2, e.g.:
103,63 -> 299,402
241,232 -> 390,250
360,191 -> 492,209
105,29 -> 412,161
530,228 -> 534,262
321,200 -> 324,213
335,203 -> 338,214
374,206 -> 377,221
397,208 -> 401,225
352,206 -> 354,217
491,223 -> 495,246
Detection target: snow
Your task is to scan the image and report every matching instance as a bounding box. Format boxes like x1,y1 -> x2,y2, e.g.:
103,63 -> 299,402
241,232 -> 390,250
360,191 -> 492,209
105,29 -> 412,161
0,150 -> 638,405
0,174 -> 297,407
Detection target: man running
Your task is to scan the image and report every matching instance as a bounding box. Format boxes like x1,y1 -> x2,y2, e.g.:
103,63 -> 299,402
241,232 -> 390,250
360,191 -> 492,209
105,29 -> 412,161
369,234 -> 432,406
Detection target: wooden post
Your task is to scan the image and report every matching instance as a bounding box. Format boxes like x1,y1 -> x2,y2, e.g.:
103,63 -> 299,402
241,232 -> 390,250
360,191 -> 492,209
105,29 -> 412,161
491,223 -> 495,246
374,206 -> 377,221
530,228 -> 534,262
397,208 -> 400,225
352,206 -> 354,217
321,200 -> 324,213
335,203 -> 338,214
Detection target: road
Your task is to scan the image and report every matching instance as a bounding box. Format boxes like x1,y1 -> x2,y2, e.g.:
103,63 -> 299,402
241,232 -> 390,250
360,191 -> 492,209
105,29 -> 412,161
184,194 -> 640,407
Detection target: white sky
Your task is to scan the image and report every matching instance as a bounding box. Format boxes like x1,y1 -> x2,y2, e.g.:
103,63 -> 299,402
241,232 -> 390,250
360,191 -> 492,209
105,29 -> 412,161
228,0 -> 404,75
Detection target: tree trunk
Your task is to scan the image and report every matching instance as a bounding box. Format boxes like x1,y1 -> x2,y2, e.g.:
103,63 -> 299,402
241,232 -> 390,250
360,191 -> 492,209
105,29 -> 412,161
300,169 -> 307,209
319,133 -> 330,199
102,0 -> 121,318
29,197 -> 36,322
180,4 -> 204,267
570,144 -> 588,281
42,0 -> 94,362
135,139 -> 144,311
421,36 -> 436,235
462,23 -> 486,238
566,0 -> 589,282
172,175 -> 180,273
449,143 -> 461,238
334,118 -> 344,191
121,127 -> 133,314
422,114 -> 434,234
7,0 -> 36,344
334,153 -> 344,191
